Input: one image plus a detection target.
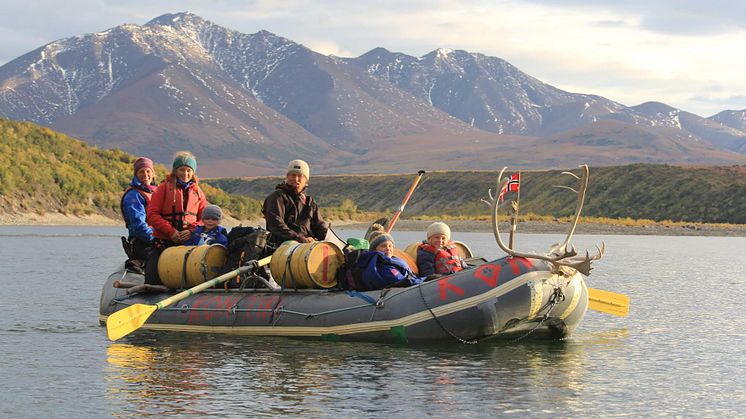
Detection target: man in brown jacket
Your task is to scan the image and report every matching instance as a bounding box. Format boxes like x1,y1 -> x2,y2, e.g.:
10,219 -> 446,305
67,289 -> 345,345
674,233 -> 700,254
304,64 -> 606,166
262,159 -> 329,246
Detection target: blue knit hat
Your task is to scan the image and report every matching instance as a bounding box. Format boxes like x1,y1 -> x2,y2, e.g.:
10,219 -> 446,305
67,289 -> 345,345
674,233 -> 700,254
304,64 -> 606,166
368,230 -> 394,250
172,151 -> 197,173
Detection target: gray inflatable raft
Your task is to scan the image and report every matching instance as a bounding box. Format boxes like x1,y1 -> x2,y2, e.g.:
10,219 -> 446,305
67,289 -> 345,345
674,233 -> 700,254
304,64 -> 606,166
99,255 -> 588,344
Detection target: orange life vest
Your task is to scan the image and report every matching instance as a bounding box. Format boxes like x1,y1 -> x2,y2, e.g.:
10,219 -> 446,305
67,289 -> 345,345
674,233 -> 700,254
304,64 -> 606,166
418,242 -> 464,274
147,176 -> 206,241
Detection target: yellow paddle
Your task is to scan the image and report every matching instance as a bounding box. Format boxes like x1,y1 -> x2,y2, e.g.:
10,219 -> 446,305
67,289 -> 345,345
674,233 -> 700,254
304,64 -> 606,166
106,256 -> 272,341
588,287 -> 630,317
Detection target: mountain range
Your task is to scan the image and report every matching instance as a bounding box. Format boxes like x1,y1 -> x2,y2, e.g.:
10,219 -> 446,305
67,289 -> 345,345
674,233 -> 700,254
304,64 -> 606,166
1,12 -> 745,176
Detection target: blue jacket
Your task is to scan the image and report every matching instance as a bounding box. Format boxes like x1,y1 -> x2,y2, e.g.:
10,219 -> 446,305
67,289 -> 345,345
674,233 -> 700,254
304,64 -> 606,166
357,251 -> 423,291
121,177 -> 156,242
184,225 -> 229,247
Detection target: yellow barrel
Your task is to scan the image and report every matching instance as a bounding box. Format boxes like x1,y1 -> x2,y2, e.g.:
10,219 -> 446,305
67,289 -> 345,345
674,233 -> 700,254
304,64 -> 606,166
270,241 -> 342,288
157,244 -> 228,289
393,248 -> 419,275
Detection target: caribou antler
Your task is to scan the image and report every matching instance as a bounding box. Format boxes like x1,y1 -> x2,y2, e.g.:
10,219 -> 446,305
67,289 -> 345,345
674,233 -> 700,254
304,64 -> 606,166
558,242 -> 605,276
547,165 -> 589,258
489,164 -> 604,275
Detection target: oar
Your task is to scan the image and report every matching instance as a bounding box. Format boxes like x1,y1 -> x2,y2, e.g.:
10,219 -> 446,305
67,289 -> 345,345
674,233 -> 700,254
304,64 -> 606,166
106,256 -> 272,341
386,170 -> 426,233
588,287 -> 630,317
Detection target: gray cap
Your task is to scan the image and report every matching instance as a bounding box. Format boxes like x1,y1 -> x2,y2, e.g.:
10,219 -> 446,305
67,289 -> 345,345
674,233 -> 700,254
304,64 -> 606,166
202,204 -> 222,220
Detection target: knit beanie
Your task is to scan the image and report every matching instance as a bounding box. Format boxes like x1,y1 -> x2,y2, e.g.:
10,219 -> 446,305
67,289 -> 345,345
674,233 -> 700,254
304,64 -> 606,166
427,222 -> 451,241
368,230 -> 394,250
133,157 -> 154,176
202,204 -> 222,220
287,159 -> 310,179
172,151 -> 197,173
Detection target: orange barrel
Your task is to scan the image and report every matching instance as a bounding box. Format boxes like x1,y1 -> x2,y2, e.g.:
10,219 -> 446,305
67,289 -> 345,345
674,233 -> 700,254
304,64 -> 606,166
269,241 -> 342,288
393,248 -> 419,275
452,240 -> 473,259
157,244 -> 228,289
404,242 -> 421,261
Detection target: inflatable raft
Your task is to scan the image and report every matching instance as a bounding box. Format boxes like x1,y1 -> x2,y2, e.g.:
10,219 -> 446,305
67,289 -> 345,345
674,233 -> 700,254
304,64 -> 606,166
99,255 -> 589,343
100,164 -> 607,343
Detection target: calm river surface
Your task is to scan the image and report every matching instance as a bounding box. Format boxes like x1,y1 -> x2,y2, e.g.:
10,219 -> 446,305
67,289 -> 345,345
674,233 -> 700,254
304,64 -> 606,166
0,226 -> 744,417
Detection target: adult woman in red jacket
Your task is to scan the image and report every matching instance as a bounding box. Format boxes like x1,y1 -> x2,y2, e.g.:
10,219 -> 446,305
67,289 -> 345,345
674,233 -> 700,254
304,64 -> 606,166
144,151 -> 207,285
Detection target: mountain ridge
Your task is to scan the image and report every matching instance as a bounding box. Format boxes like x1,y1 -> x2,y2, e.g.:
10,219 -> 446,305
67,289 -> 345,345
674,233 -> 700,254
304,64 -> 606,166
1,11 -> 746,176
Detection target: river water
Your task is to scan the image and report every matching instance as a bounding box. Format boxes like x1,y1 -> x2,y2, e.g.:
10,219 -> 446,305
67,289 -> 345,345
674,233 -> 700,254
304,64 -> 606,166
0,226 -> 744,417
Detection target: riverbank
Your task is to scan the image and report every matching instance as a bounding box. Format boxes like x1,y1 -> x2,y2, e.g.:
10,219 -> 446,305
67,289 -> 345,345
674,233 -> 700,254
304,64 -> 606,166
3,212 -> 746,236
342,219 -> 746,237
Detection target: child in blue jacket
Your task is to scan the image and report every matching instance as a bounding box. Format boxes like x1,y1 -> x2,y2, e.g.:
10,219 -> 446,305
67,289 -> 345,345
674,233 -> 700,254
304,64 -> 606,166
356,227 -> 423,291
185,204 -> 228,246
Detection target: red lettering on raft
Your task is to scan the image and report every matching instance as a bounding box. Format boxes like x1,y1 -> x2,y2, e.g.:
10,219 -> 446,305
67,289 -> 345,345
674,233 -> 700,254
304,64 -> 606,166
439,278 -> 465,300
243,295 -> 261,321
507,256 -> 534,275
188,294 -> 212,324
474,264 -> 502,287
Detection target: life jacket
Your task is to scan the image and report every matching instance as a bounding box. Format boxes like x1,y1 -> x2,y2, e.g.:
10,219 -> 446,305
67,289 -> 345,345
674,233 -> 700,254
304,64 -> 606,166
119,184 -> 154,228
418,242 -> 464,274
148,176 -> 206,241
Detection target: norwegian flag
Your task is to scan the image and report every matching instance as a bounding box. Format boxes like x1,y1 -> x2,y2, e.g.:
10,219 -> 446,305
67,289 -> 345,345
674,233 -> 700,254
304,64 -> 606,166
498,173 -> 520,202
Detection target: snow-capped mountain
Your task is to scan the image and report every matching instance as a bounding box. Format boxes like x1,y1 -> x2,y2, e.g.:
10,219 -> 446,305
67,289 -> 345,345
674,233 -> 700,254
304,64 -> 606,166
710,109 -> 746,132
348,47 -> 646,135
1,12 -> 745,175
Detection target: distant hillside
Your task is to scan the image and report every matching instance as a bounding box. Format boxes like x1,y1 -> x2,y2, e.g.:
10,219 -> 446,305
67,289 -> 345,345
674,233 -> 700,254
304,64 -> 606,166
4,118 -> 745,225
209,164 -> 746,224
0,118 -> 262,218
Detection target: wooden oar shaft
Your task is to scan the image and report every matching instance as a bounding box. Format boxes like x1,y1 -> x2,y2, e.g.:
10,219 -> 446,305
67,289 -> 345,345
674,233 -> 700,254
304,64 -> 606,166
387,170 -> 425,233
156,256 -> 272,309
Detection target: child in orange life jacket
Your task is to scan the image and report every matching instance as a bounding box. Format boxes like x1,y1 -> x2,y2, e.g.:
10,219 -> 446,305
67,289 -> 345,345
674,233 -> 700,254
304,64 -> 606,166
416,222 -> 467,277
184,204 -> 228,247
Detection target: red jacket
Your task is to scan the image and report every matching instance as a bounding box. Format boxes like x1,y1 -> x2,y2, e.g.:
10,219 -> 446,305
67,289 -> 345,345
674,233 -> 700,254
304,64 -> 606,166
147,175 -> 207,241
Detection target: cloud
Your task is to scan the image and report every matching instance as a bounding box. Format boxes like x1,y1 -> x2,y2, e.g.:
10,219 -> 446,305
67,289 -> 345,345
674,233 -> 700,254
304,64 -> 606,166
526,0 -> 746,35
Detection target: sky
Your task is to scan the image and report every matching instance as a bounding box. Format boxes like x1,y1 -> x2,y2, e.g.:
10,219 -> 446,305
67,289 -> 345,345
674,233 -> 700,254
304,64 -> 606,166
1,0 -> 744,117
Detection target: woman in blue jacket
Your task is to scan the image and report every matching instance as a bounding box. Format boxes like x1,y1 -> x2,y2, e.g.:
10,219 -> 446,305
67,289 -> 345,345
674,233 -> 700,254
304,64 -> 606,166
120,157 -> 157,274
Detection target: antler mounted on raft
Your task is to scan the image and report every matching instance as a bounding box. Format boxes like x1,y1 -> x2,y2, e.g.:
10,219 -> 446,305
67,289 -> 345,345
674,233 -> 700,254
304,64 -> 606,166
483,164 -> 604,275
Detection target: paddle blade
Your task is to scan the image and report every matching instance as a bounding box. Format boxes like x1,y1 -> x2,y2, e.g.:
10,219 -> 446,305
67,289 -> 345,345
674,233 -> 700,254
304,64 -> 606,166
106,304 -> 157,341
588,287 -> 630,317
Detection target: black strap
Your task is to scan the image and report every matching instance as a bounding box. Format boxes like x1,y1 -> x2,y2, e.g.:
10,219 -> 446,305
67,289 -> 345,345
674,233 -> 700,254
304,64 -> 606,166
180,247 -> 196,289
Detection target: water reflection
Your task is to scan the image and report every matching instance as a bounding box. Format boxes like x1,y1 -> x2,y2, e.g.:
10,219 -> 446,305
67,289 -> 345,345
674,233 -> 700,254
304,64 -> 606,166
104,328 -> 630,416
106,340 -> 211,416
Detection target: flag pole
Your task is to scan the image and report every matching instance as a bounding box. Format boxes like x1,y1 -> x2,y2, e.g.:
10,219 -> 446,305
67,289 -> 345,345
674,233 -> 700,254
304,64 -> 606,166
509,171 -> 521,249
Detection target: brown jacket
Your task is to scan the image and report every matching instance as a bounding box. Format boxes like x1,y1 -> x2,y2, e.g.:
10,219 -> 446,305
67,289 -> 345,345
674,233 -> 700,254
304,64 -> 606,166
262,183 -> 329,245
